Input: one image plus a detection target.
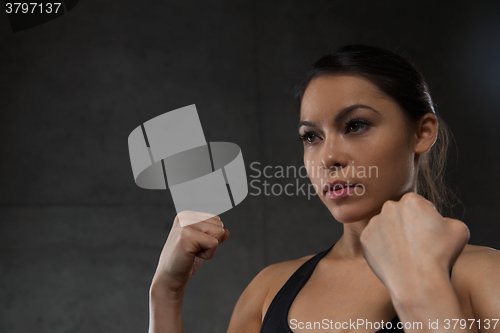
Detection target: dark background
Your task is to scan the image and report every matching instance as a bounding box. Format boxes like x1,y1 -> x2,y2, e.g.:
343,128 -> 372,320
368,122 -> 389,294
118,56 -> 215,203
1,1 -> 499,332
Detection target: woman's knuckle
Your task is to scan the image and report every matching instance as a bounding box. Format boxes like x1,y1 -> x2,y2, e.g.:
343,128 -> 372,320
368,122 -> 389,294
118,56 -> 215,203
382,200 -> 394,210
403,192 -> 421,205
405,192 -> 418,200
181,225 -> 194,238
458,222 -> 470,241
177,210 -> 190,219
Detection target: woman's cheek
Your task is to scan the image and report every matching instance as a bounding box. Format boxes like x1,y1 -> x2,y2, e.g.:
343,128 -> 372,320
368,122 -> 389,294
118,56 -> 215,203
374,152 -> 415,199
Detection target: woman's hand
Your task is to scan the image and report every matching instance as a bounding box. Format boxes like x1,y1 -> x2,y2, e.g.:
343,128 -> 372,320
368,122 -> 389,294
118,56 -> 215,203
359,192 -> 469,294
150,210 -> 230,294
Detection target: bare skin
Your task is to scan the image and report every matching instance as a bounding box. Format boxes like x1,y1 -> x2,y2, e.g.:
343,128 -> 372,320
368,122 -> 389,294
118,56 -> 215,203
149,75 -> 500,333
226,243 -> 498,333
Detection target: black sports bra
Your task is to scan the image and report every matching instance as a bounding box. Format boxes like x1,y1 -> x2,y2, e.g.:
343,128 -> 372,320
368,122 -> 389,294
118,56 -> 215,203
260,243 -> 402,332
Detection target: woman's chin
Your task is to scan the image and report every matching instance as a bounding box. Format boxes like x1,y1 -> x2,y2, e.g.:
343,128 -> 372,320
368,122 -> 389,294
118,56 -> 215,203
329,207 -> 373,224
325,195 -> 381,224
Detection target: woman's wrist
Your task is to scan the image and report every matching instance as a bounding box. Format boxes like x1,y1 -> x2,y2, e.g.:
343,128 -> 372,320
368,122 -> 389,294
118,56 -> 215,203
387,267 -> 469,333
150,277 -> 186,303
384,261 -> 449,299
386,263 -> 453,312
390,271 -> 450,310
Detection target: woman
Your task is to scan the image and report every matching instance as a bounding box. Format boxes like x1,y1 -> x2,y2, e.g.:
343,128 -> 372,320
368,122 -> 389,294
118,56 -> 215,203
148,45 -> 500,333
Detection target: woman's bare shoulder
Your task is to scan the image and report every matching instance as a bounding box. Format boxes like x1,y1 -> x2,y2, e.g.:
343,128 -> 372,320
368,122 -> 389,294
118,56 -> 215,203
265,253 -> 316,274
453,244 -> 500,281
236,252 -> 317,302
226,253 -> 316,333
462,243 -> 498,253
261,253 -> 316,288
451,244 -> 500,320
459,243 -> 499,260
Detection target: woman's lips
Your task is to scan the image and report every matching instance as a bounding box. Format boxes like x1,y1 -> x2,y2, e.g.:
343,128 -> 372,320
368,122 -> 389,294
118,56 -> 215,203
323,180 -> 360,200
326,184 -> 359,199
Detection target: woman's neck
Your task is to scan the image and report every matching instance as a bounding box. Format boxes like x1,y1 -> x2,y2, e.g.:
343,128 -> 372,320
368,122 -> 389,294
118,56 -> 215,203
327,218 -> 371,260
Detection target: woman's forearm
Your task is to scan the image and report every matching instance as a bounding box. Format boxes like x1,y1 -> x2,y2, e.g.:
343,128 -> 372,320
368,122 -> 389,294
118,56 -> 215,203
389,268 -> 471,333
148,282 -> 185,333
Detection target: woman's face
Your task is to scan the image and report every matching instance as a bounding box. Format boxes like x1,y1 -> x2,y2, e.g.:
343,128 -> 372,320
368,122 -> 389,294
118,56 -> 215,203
299,75 -> 418,223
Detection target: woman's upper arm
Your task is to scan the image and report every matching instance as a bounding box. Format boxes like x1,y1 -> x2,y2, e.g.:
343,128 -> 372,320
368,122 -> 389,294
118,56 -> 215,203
226,264 -> 275,333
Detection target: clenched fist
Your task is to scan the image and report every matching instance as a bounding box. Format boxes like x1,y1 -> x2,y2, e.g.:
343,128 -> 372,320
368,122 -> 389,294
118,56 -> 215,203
151,211 -> 230,293
360,192 -> 470,294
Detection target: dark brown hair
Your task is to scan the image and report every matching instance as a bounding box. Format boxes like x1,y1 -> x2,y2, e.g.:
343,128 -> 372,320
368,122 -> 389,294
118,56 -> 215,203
294,45 -> 459,217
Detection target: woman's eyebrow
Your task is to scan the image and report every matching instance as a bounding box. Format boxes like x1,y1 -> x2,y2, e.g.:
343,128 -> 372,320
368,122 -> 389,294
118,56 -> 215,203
298,120 -> 317,130
298,104 -> 381,131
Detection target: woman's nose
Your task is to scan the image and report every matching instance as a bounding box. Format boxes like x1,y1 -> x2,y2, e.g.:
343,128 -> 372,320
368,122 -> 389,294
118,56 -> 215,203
320,137 -> 348,173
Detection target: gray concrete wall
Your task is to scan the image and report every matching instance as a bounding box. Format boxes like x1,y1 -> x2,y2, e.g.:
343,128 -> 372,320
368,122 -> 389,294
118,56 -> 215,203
1,1 -> 499,332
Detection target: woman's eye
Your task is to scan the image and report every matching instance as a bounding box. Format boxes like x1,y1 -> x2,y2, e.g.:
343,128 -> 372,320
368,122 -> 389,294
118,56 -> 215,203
345,119 -> 371,134
299,132 -> 319,144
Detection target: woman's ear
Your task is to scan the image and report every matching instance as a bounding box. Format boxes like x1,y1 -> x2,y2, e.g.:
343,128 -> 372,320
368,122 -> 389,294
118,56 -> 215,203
414,113 -> 438,154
